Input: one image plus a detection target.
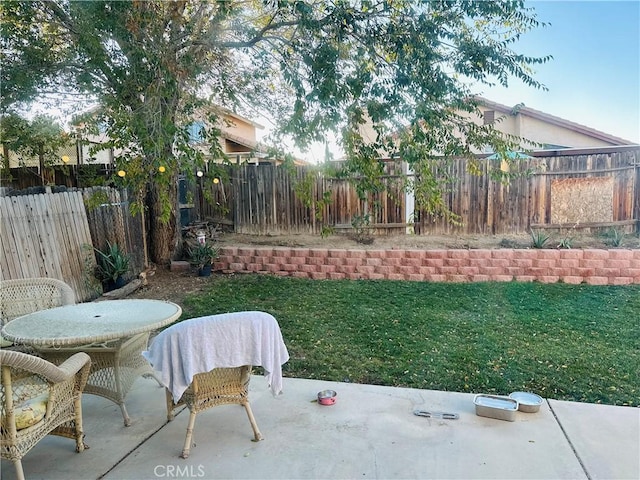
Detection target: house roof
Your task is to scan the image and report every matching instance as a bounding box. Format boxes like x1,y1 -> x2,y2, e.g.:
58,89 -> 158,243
475,96 -> 634,146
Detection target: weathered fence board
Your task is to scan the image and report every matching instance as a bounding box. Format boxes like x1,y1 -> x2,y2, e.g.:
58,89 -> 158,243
0,191 -> 97,301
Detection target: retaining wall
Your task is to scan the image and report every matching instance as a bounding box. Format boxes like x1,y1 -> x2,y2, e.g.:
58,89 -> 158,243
215,247 -> 640,285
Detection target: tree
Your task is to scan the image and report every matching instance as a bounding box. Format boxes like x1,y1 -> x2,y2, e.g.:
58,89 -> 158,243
1,0 -> 550,264
1,113 -> 72,184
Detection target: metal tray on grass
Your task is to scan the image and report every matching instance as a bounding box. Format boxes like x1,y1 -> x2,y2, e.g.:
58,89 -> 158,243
474,394 -> 519,421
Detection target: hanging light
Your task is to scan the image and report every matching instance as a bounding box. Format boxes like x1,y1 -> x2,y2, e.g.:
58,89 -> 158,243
117,170 -> 126,177
196,170 -> 204,177
158,166 -> 166,173
213,178 -> 220,184
61,155 -> 70,164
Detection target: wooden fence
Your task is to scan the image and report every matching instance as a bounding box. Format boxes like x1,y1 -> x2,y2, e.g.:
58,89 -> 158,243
0,187 -> 143,301
195,146 -> 639,236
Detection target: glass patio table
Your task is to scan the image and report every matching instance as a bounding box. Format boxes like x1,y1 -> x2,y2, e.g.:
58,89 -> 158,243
1,299 -> 182,426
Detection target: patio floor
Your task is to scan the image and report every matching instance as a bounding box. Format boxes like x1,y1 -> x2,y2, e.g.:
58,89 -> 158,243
2,375 -> 638,480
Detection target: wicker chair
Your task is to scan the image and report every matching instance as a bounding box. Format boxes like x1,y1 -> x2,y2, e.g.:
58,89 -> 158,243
0,350 -> 91,480
145,312 -> 289,459
1,278 -> 75,349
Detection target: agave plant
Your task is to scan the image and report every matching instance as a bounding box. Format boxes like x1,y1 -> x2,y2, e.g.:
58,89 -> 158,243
94,241 -> 130,283
529,229 -> 550,249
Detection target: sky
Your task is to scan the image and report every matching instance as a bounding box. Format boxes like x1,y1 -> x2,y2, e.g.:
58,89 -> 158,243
483,0 -> 640,144
285,0 -> 640,162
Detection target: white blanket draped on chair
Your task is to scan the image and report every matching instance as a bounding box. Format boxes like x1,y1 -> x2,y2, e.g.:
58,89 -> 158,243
143,311 -> 290,402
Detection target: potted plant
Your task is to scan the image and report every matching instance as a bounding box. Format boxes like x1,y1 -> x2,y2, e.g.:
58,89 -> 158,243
188,243 -> 218,277
94,241 -> 130,290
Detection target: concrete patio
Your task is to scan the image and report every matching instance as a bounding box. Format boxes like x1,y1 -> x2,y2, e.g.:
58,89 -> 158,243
2,375 -> 638,480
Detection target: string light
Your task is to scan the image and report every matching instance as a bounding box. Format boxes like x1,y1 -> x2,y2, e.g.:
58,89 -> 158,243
61,155 -> 70,164
117,170 -> 126,177
213,178 -> 219,184
158,166 -> 166,173
196,170 -> 204,177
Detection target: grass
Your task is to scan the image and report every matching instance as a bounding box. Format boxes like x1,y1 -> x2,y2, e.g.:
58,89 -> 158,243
182,275 -> 640,407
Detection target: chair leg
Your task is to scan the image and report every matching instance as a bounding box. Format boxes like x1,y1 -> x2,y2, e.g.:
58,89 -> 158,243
75,395 -> 87,452
13,459 -> 25,480
120,402 -> 131,427
166,389 -> 176,421
180,410 -> 198,459
243,401 -> 264,442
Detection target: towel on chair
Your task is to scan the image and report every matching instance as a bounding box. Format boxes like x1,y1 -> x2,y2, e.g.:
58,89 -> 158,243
142,311 -> 290,402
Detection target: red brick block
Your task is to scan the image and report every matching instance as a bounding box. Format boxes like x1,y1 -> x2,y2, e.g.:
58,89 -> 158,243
406,273 -> 425,282
448,250 -> 470,259
559,250 -> 584,260
402,258 -> 423,267
607,259 -> 631,269
515,250 -> 538,259
385,257 -> 402,267
633,250 -> 640,259
460,266 -> 480,276
583,249 -> 609,260
272,248 -> 290,257
246,264 -> 263,272
444,258 -> 466,267
385,250 -> 405,258
576,267 -> 595,277
218,255 -> 235,264
525,267 -> 546,276
585,276 -> 609,285
236,255 -> 253,265
213,261 -> 228,270
481,266 -> 502,276
308,249 -> 329,257
328,249 -> 347,258
611,277 -> 633,285
368,273 -> 386,280
505,267 -> 525,277
365,258 -> 383,266
237,247 -> 255,256
549,268 -> 571,277
287,256 -> 307,265
291,248 -> 310,257
264,264 -> 280,272
439,266 -> 458,275
424,274 -> 447,282
491,250 -> 514,259
229,262 -> 246,271
559,259 -> 580,268
291,272 -> 310,278
425,250 -> 448,259
283,264 -> 299,272
471,275 -> 492,282
469,249 -> 492,259
274,271 -> 290,277
595,268 -> 621,277
306,257 -> 326,266
347,273 -> 364,280
327,257 -> 345,266
419,266 -> 437,275
489,259 -> 510,268
300,264 -> 318,273
628,268 -> 640,279
580,259 -> 606,269
469,258 -> 491,268
356,265 -> 375,274
375,266 -> 392,275
309,272 -> 328,280
254,247 -> 274,257
405,250 -> 425,259
219,247 -> 238,256
536,249 -> 561,260
345,257 -> 364,267
533,259 -> 557,269
337,265 -> 357,274
424,258 -> 444,267
348,250 -> 367,258
387,273 -> 405,281
366,250 -> 387,258
512,258 -> 534,268
318,265 -> 336,273
328,272 -> 346,280
538,276 -> 560,284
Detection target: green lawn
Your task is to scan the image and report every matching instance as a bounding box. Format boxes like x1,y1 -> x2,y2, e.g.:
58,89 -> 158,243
182,275 -> 640,407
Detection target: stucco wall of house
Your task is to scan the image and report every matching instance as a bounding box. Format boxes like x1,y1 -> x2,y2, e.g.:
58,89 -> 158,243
215,247 -> 640,285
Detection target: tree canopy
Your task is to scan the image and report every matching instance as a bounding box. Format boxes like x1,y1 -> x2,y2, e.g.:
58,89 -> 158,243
1,0 -> 550,263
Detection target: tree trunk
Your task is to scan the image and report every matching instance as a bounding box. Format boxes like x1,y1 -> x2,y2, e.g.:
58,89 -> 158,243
148,176 -> 179,266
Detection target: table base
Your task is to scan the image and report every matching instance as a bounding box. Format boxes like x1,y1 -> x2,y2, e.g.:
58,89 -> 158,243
38,332 -> 161,426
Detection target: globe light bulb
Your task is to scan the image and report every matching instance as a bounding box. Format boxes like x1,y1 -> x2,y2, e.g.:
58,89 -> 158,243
117,170 -> 126,177
196,170 -> 204,177
158,166 -> 166,173
61,155 -> 70,164
213,178 -> 220,184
